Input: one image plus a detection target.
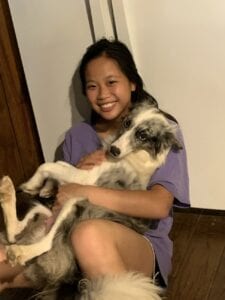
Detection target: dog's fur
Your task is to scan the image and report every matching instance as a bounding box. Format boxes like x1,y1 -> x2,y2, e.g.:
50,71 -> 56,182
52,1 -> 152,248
0,101 -> 181,299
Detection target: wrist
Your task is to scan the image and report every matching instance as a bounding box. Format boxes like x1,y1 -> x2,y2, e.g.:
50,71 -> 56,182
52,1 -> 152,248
80,184 -> 95,199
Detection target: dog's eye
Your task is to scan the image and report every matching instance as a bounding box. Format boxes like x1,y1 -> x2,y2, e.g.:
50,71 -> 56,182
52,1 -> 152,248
136,131 -> 148,142
123,119 -> 131,129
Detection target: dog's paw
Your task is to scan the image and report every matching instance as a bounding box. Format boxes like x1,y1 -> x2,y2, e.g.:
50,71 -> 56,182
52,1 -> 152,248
0,176 -> 15,200
39,188 -> 54,198
39,179 -> 56,198
6,245 -> 28,267
0,176 -> 15,204
19,182 -> 40,195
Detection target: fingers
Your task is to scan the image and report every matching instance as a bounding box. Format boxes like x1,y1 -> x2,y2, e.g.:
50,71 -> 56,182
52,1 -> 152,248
55,192 -> 68,206
55,183 -> 82,206
76,149 -> 106,169
55,189 -> 68,206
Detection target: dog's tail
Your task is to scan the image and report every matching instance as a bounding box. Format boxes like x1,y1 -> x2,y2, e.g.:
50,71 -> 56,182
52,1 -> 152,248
78,272 -> 163,300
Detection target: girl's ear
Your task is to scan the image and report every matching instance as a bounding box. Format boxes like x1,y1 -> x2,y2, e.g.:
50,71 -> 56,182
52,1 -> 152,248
131,82 -> 136,92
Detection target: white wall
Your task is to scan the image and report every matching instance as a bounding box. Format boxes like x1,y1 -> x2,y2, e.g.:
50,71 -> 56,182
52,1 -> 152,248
8,0 -> 116,162
8,0 -> 225,209
114,0 -> 225,210
9,0 -> 93,161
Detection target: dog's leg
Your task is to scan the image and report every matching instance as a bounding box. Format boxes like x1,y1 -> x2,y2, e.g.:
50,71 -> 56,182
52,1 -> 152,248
0,176 -> 52,243
39,178 -> 57,198
6,196 -> 85,266
79,272 -> 163,300
19,163 -> 64,195
0,176 -> 18,243
20,161 -> 100,195
38,162 -> 75,198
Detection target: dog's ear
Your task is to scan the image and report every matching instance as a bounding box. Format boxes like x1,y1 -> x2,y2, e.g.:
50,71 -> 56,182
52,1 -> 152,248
144,95 -> 159,108
164,131 -> 183,152
151,130 -> 182,157
130,96 -> 158,113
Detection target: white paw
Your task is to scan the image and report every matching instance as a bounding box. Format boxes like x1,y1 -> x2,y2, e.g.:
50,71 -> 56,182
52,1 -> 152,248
19,182 -> 40,195
0,176 -> 14,201
39,188 -> 54,198
6,245 -> 28,266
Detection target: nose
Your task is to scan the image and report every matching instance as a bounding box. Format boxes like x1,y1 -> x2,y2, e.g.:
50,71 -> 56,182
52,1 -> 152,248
98,85 -> 110,100
109,146 -> 121,157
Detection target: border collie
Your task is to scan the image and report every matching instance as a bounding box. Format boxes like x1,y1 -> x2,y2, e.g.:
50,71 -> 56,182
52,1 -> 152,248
0,100 -> 181,299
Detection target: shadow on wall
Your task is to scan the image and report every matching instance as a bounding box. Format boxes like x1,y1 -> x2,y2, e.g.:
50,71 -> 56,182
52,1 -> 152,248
70,67 -> 91,125
54,66 -> 92,161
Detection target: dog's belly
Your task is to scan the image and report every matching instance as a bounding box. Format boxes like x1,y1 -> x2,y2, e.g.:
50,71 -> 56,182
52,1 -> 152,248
96,165 -> 143,190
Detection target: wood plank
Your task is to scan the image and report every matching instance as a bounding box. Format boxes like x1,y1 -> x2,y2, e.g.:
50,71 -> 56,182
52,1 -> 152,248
169,210 -> 201,277
167,212 -> 225,300
166,210 -> 201,298
208,245 -> 225,300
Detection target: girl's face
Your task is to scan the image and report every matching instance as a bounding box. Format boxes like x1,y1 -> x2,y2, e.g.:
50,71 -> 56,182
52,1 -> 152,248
85,56 -> 136,122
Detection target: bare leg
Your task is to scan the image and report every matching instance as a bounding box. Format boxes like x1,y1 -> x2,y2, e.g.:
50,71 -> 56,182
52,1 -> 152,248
72,220 -> 162,299
71,219 -> 155,278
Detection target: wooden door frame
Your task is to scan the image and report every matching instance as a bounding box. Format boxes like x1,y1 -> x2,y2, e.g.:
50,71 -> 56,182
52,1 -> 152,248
0,0 -> 44,185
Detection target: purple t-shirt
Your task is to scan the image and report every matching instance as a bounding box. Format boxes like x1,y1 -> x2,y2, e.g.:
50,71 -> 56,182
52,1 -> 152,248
62,121 -> 190,286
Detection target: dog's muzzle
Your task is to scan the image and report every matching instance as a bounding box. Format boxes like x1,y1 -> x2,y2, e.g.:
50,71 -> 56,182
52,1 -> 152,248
109,145 -> 121,157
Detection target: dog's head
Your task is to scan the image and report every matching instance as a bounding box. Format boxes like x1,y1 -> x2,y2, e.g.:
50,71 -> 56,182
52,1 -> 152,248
107,102 -> 182,159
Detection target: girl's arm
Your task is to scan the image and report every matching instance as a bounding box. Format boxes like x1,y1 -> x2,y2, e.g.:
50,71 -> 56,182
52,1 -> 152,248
56,183 -> 173,220
57,150 -> 173,219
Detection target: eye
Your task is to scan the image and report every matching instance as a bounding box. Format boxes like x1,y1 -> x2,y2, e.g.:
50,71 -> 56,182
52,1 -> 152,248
86,84 -> 97,90
123,119 -> 131,129
136,131 -> 148,142
108,80 -> 117,85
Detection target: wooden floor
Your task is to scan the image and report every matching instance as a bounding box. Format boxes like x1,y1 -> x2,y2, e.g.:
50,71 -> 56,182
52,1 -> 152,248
167,208 -> 225,300
1,208 -> 225,299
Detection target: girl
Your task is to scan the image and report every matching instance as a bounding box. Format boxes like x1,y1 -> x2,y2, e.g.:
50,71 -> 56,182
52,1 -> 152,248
56,38 -> 190,287
0,38 -> 189,292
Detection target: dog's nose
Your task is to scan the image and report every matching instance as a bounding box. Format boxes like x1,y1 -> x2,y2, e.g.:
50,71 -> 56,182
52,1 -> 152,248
109,146 -> 121,157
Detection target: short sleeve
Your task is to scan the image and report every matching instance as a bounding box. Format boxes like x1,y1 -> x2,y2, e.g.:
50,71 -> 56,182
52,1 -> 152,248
148,127 -> 190,208
62,122 -> 102,165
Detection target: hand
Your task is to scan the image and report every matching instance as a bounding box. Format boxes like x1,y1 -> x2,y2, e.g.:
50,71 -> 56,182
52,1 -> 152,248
47,183 -> 93,233
76,149 -> 106,169
55,183 -> 88,207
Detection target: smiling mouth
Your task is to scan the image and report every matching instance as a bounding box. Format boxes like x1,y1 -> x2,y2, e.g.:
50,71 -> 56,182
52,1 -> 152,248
99,102 -> 116,112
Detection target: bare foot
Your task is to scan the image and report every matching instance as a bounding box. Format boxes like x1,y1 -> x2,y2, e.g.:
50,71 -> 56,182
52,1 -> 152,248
0,273 -> 31,293
0,281 -> 10,293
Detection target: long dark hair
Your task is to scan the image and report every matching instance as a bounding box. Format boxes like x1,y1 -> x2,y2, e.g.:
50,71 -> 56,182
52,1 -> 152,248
79,38 -> 177,124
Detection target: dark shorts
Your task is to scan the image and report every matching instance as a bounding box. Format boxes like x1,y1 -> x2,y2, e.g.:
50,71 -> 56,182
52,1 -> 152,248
155,260 -> 166,288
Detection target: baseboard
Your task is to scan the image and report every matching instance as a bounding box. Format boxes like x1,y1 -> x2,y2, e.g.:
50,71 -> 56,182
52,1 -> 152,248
174,206 -> 225,216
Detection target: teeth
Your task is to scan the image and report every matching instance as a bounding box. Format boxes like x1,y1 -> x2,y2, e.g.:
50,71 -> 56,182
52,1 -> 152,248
101,103 -> 114,108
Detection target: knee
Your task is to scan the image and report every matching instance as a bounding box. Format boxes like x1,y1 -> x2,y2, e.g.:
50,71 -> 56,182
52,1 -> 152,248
70,220 -> 129,277
70,219 -> 111,259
